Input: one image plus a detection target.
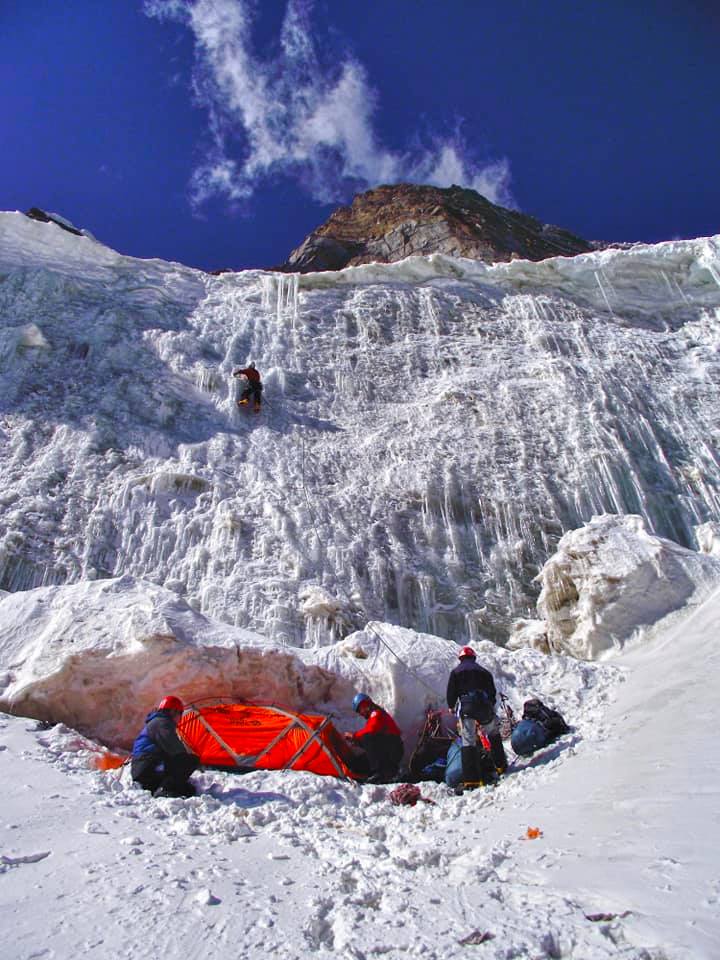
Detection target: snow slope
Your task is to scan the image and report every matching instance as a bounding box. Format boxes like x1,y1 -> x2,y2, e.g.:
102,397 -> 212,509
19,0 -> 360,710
2,213 -> 720,645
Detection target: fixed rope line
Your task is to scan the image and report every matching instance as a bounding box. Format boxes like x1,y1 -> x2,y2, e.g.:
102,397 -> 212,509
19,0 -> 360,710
362,619 -> 445,703
299,430 -> 330,573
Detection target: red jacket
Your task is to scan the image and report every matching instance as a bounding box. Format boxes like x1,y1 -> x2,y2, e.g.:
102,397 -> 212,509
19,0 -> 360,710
237,366 -> 261,382
353,706 -> 401,740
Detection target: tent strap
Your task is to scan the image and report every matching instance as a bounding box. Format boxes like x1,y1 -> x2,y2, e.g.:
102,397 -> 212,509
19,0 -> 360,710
184,708 -> 257,768
284,716 -> 348,779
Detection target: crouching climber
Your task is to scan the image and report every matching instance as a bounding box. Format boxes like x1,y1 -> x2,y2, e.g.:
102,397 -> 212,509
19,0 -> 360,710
345,693 -> 403,783
447,646 -> 508,791
131,695 -> 200,798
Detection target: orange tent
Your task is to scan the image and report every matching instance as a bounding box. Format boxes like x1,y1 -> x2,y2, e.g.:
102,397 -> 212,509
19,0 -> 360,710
177,700 -> 360,780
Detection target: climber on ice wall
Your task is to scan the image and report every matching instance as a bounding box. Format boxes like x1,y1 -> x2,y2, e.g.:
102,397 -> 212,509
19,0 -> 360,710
233,362 -> 263,412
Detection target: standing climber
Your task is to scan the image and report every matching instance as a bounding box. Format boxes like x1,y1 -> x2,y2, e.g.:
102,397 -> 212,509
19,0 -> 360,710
446,646 -> 508,791
345,693 -> 403,783
233,362 -> 263,412
131,695 -> 200,798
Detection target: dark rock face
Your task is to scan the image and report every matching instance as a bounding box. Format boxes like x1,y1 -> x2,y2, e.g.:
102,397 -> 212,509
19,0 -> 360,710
25,208 -> 84,237
279,183 -> 594,273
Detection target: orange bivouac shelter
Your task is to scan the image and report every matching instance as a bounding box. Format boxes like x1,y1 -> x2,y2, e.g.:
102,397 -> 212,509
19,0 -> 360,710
177,700 -> 360,780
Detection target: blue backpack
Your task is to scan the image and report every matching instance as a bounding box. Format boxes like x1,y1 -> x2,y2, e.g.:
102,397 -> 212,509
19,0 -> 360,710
444,740 -> 464,788
510,719 -> 551,757
511,699 -> 569,757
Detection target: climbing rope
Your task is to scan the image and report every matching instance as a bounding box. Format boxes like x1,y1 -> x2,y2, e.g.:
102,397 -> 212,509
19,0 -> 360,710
361,619 -> 445,703
299,430 -> 329,568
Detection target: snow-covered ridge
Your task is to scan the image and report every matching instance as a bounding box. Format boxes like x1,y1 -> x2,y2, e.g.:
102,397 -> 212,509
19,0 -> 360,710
304,232 -> 720,318
1,212 -> 720,646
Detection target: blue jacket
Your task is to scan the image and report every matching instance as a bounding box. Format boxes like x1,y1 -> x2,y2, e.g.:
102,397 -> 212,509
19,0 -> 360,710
131,709 -> 188,759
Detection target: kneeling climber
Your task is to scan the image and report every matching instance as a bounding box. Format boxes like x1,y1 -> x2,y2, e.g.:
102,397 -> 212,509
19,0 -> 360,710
345,693 -> 403,783
131,695 -> 200,798
446,646 -> 508,791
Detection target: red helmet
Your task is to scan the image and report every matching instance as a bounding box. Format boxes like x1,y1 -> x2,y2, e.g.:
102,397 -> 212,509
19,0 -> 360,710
157,695 -> 184,712
458,646 -> 476,659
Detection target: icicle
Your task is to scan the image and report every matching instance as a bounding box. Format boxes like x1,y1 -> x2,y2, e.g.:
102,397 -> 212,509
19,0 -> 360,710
594,270 -> 615,316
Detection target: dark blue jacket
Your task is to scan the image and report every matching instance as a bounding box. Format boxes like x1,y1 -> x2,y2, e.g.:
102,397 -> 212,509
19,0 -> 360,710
446,658 -> 497,711
131,709 -> 188,759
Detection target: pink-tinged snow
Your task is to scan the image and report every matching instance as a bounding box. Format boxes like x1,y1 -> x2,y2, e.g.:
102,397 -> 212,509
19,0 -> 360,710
1,518 -> 719,959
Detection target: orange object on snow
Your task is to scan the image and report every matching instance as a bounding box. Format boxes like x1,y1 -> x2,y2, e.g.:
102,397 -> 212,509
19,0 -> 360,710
92,752 -> 127,771
525,826 -> 543,839
177,700 -> 360,780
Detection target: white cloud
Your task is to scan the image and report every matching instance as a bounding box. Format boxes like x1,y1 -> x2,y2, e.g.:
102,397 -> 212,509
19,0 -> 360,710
145,0 -> 514,208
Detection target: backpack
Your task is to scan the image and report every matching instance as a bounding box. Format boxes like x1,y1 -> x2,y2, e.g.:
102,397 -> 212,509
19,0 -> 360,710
521,699 -> 569,739
459,690 -> 495,725
510,719 -> 550,757
444,740 -> 463,788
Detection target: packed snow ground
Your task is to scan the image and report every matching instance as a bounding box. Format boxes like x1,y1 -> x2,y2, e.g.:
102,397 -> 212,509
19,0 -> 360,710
1,595 -> 718,960
1,213 -> 720,645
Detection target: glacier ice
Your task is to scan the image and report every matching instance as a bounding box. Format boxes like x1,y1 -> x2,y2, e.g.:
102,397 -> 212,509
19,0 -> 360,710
509,513 -> 720,659
1,212 -> 720,647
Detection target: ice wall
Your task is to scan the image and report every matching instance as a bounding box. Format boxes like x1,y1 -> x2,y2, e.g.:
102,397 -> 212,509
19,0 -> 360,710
1,212 -> 720,646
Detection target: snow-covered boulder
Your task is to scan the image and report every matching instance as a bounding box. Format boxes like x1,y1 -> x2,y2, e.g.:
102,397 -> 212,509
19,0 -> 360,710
512,514 -> 720,660
309,622 -> 458,739
694,521 -> 720,556
507,618 -> 550,654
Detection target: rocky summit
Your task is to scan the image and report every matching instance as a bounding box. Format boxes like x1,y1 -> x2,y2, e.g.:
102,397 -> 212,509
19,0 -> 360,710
279,183 -> 594,272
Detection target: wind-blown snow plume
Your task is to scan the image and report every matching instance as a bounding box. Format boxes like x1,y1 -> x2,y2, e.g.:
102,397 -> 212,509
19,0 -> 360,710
144,0 -> 513,206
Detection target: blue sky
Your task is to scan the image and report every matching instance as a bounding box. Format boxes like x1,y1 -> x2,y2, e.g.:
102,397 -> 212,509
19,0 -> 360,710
2,0 -> 718,271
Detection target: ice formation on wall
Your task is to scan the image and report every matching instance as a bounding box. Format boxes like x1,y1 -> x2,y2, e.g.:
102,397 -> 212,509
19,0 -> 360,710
1,213 -> 719,646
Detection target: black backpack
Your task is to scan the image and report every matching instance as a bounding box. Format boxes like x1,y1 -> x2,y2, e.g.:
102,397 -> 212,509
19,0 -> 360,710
459,690 -> 495,725
522,699 -> 569,739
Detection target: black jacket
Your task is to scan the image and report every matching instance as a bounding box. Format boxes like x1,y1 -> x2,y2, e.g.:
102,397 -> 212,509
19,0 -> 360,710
446,659 -> 497,711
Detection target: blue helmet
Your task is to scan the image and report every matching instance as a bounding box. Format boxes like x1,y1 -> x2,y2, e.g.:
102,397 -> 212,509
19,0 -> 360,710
352,692 -> 371,713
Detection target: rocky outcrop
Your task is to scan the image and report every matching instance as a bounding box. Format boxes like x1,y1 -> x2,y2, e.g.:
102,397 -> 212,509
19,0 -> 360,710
25,208 -> 84,236
279,183 -> 594,273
